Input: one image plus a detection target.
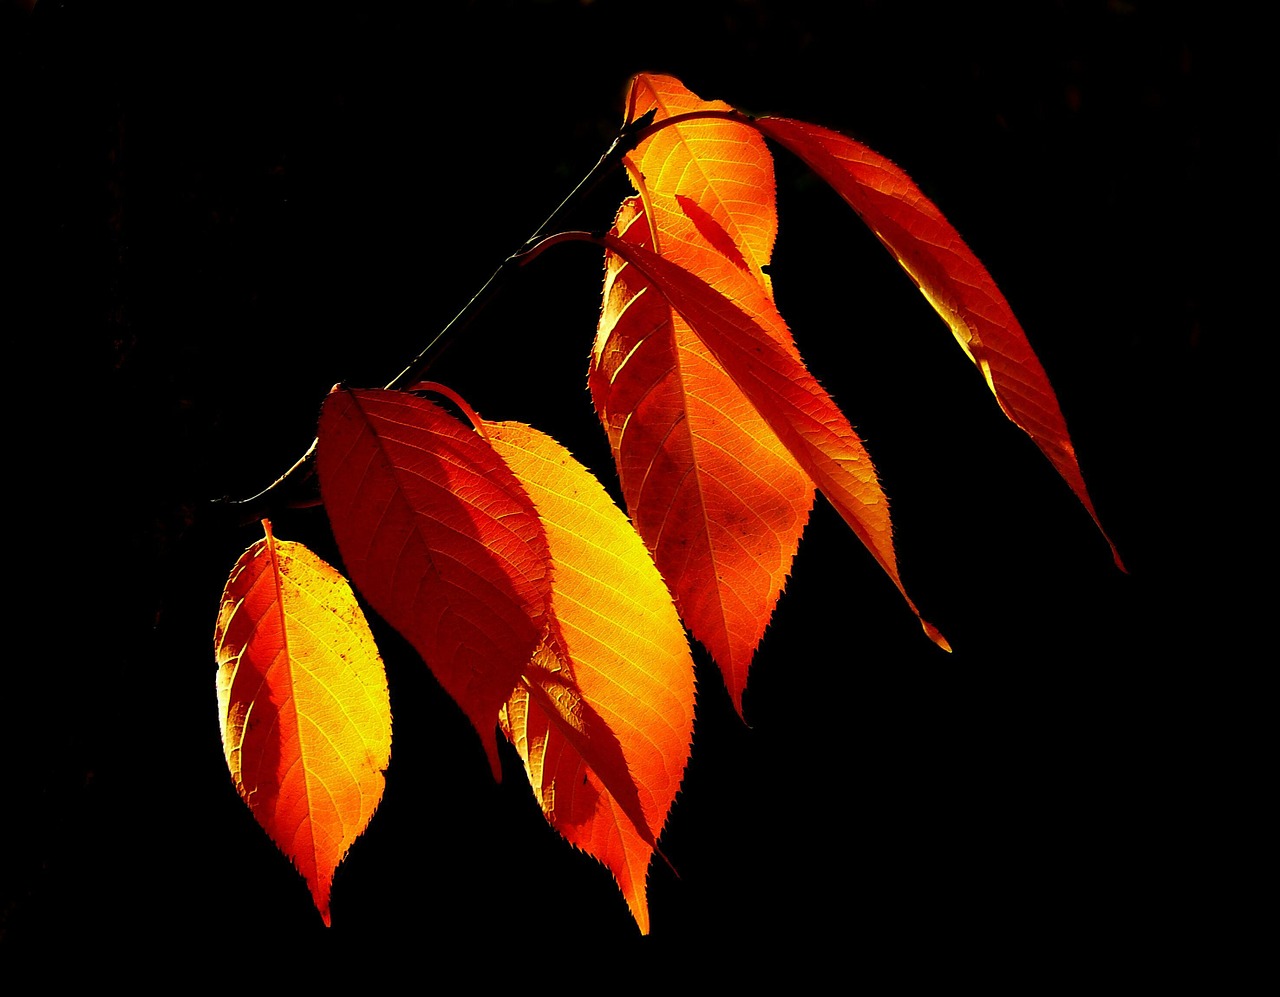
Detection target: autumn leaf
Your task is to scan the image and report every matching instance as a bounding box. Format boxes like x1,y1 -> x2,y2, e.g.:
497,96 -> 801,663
214,519 -> 391,927
316,387 -> 552,780
599,229 -> 949,651
754,115 -> 1124,570
592,198 -> 814,714
592,74 -> 816,712
620,72 -> 780,296
487,419 -> 695,934
199,70 -> 1129,937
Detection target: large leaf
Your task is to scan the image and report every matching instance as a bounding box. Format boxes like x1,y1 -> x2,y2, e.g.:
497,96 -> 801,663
316,387 -> 552,779
487,420 -> 695,934
592,74 -> 815,712
600,232 -> 949,650
755,115 -> 1124,569
214,520 -> 391,926
592,197 -> 813,714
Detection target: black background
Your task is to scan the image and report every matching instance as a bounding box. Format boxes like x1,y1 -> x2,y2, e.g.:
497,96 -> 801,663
6,0 -> 1254,982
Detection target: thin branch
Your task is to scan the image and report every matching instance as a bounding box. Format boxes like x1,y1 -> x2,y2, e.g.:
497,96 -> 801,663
219,107 -> 751,517
220,112 -> 660,515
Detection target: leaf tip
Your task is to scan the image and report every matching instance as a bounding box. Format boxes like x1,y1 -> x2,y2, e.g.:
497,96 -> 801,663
923,619 -> 952,653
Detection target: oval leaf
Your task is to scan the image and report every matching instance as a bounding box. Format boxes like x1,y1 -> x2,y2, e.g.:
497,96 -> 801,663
755,115 -> 1124,570
316,387 -> 552,779
487,420 -> 695,934
213,519 -> 391,927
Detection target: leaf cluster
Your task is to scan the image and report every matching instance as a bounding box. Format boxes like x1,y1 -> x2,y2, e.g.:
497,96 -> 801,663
212,74 -> 1120,932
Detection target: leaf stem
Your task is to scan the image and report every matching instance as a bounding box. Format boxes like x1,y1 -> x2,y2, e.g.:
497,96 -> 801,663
625,108 -> 755,148
387,109 -> 657,391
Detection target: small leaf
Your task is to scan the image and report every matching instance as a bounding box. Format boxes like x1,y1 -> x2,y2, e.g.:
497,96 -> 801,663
214,520 -> 391,927
487,420 -> 695,934
316,387 -> 552,779
622,72 -> 778,292
756,115 -> 1124,569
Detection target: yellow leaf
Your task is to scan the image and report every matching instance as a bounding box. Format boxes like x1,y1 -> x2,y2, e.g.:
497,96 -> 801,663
487,421 -> 695,934
214,520 -> 391,926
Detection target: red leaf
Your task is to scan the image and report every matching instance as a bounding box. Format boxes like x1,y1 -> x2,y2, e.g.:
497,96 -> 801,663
316,387 -> 552,779
601,232 -> 949,650
214,520 -> 391,926
756,116 -> 1124,570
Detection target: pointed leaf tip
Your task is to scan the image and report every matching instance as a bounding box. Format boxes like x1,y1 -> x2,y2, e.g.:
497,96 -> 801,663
488,420 -> 695,934
754,115 -> 1122,567
214,520 -> 391,926
597,75 -> 816,712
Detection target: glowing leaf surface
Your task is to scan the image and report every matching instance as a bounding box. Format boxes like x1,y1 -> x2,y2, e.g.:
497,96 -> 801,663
592,74 -> 815,711
488,420 -> 695,934
601,232 -> 948,649
756,115 -> 1124,569
214,520 -> 391,926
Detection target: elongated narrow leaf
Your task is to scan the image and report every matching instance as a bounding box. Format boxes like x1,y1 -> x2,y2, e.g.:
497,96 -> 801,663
214,520 -> 391,927
316,388 -> 552,779
487,420 -> 695,934
593,74 -> 815,711
755,116 -> 1124,569
602,233 -> 949,650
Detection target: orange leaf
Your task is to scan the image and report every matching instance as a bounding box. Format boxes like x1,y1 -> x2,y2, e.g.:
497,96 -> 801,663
622,72 -> 778,295
755,115 -> 1124,570
213,520 -> 391,927
601,232 -> 949,651
316,387 -> 552,779
592,198 -> 813,713
487,420 -> 695,934
591,74 -> 815,711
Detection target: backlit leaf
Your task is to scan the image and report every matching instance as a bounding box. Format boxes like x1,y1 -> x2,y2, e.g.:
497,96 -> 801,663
756,115 -> 1124,569
592,74 -> 815,712
622,72 -> 779,294
316,388 -> 552,779
592,197 -> 813,714
601,232 -> 949,650
214,520 -> 391,926
488,420 -> 695,934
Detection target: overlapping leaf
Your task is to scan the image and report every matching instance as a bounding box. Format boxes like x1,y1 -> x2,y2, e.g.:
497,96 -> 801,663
207,72 -> 1125,936
316,388 -> 552,779
592,74 -> 815,712
597,73 -> 946,671
593,199 -> 813,713
214,520 -> 391,926
620,72 -> 780,294
755,115 -> 1124,569
601,230 -> 948,649
488,420 -> 694,934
